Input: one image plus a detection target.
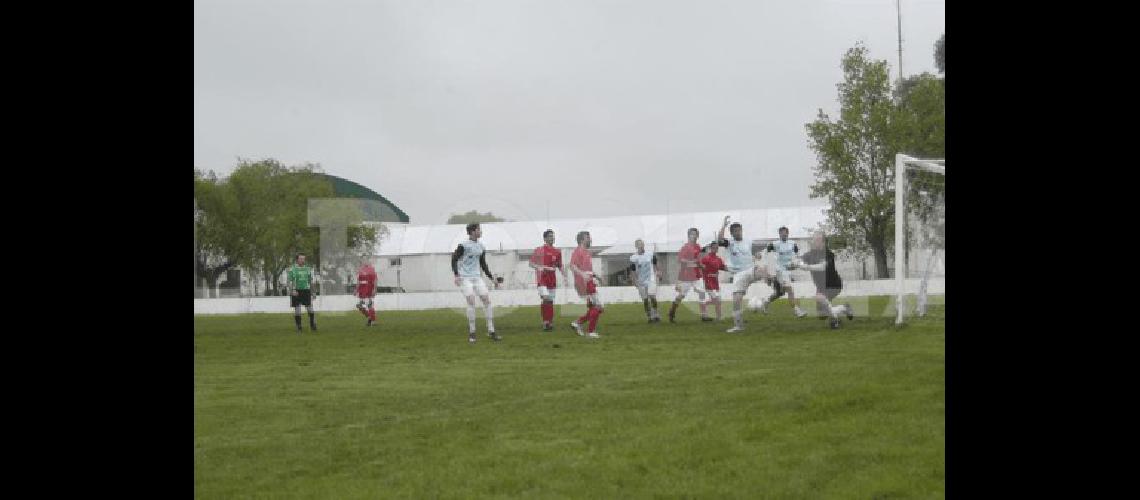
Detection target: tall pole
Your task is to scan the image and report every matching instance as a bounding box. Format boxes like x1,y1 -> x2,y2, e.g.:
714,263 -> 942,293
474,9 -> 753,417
896,0 -> 904,86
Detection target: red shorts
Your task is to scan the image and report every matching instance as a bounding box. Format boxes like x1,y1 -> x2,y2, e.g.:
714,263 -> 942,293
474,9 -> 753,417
356,287 -> 375,299
538,276 -> 557,289
703,278 -> 719,291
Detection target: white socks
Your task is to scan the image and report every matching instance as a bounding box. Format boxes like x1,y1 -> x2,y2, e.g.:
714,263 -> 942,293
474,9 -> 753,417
485,304 -> 495,331
816,299 -> 843,319
466,306 -> 477,332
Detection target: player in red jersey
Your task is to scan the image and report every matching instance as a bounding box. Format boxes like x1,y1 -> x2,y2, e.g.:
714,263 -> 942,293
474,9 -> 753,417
698,243 -> 728,321
667,227 -> 706,323
528,229 -> 563,331
567,231 -> 604,338
355,258 -> 378,327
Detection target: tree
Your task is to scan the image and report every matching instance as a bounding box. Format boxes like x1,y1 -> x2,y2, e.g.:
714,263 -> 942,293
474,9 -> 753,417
196,159 -> 334,296
894,73 -> 944,158
934,34 -> 945,74
446,210 -> 507,224
226,159 -> 336,295
894,34 -> 946,250
805,43 -> 901,278
195,160 -> 391,297
807,42 -> 946,279
194,168 -> 241,298
895,67 -> 945,255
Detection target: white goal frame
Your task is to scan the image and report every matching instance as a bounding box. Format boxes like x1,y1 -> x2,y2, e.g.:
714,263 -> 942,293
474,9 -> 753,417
894,154 -> 945,325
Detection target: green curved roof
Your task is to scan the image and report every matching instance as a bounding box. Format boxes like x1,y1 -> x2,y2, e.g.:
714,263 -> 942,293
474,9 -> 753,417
318,173 -> 410,223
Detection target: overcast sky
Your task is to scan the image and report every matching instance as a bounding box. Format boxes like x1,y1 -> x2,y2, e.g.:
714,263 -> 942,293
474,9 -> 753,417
195,0 -> 944,225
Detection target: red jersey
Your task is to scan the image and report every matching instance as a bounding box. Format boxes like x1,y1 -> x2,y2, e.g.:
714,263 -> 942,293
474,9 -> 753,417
356,264 -> 378,298
530,245 -> 562,288
699,253 -> 726,290
570,246 -> 596,294
677,242 -> 703,281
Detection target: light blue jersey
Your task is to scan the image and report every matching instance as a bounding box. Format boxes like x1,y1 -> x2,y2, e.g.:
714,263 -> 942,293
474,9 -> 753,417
457,240 -> 485,277
770,239 -> 799,269
723,237 -> 754,274
629,252 -> 656,285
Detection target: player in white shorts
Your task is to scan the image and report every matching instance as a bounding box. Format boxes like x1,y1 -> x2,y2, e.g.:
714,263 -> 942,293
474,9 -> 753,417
667,227 -> 707,323
451,223 -> 501,343
715,216 -> 772,333
626,238 -> 662,323
759,226 -> 807,317
698,244 -> 727,321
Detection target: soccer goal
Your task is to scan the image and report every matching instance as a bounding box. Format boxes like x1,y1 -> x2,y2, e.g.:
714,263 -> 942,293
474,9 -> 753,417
894,154 -> 945,325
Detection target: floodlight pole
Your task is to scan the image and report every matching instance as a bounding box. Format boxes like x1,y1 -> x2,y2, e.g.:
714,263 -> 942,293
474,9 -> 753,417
897,0 -> 904,87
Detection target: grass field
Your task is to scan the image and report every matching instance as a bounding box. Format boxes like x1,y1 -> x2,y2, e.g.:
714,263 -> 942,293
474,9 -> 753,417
194,297 -> 944,499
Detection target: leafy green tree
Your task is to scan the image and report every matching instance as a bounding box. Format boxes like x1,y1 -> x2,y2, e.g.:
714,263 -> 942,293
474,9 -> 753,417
446,210 -> 507,224
195,160 -> 391,296
806,43 -> 900,277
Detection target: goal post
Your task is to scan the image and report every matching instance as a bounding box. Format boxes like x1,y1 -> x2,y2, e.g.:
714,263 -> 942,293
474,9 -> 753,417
895,154 -> 945,325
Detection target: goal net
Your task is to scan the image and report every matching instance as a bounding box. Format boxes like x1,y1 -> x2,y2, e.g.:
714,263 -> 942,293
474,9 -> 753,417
894,154 -> 945,325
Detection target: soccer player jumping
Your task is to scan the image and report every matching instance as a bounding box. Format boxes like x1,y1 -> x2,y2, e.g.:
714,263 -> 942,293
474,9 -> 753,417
568,231 -> 604,338
355,257 -> 378,327
715,216 -> 771,333
287,253 -> 318,332
529,229 -> 563,331
451,223 -> 501,343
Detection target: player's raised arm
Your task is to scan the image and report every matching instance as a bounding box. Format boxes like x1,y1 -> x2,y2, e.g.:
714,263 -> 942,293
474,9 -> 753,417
717,215 -> 731,245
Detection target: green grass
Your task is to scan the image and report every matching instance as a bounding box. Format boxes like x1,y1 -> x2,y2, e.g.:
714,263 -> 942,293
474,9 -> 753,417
195,297 -> 944,499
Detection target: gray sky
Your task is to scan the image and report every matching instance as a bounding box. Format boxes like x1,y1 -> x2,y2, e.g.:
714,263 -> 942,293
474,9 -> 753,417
195,0 -> 944,224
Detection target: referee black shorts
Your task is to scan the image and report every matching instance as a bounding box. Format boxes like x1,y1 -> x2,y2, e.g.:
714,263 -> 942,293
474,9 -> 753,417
290,289 -> 313,308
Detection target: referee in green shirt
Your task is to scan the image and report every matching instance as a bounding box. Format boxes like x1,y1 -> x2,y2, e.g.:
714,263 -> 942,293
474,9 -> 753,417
287,253 -> 318,332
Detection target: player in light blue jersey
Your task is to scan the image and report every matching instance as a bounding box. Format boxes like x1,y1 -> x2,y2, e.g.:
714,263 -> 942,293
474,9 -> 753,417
451,223 -> 501,343
715,215 -> 773,333
627,239 -> 662,323
758,226 -> 807,318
